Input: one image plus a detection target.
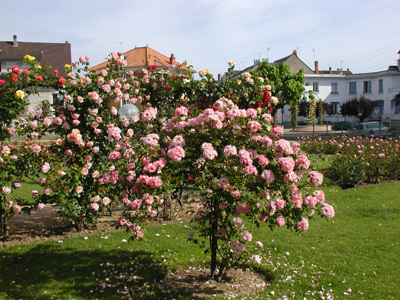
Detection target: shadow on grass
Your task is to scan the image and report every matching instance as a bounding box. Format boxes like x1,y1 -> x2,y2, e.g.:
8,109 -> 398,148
0,244 -> 194,300
0,244 -> 277,300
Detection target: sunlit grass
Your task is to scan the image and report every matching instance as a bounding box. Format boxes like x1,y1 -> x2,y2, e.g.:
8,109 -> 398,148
0,154 -> 399,299
1,181 -> 399,299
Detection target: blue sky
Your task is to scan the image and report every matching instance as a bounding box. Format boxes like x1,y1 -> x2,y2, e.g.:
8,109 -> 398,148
1,0 -> 400,76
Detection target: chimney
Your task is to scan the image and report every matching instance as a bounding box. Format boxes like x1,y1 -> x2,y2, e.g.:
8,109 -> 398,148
13,35 -> 18,47
170,53 -> 176,65
292,49 -> 297,55
329,67 -> 332,74
314,61 -> 319,74
397,50 -> 400,69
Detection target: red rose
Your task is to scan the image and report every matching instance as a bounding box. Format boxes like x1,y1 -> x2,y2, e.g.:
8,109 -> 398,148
36,75 -> 43,81
0,79 -> 5,85
11,65 -> 20,74
10,75 -> 18,82
53,69 -> 59,76
58,76 -> 66,85
23,69 -> 29,75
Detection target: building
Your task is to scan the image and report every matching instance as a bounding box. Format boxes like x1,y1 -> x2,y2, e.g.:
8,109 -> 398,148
304,54 -> 400,126
233,50 -> 400,127
90,45 -> 195,74
0,35 -> 72,112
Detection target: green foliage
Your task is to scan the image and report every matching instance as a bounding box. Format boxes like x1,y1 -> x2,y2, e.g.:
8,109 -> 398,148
299,135 -> 400,187
256,62 -> 306,128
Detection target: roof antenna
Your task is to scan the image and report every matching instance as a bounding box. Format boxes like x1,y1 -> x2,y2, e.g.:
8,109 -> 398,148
117,42 -> 123,53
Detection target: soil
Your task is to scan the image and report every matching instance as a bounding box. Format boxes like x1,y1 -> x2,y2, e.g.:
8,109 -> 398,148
0,204 -> 267,299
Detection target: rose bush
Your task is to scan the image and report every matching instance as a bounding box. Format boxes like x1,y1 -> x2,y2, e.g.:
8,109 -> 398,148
299,135 -> 400,187
2,53 -> 334,281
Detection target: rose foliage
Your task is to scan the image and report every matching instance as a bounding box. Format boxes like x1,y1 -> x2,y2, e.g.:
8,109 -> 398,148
1,54 -> 334,280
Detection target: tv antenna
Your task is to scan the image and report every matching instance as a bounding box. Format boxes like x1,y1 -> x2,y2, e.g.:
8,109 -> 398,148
117,42 -> 123,53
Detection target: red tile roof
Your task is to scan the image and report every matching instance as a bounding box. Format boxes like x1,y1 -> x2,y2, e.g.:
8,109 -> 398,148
0,36 -> 71,73
90,46 -> 195,72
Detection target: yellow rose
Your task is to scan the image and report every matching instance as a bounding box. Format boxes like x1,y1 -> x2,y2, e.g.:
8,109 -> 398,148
4,150 -> 10,156
64,64 -> 71,70
271,96 -> 279,105
15,90 -> 25,99
24,55 -> 36,63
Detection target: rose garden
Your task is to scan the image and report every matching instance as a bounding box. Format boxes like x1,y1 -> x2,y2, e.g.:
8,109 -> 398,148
0,54 -> 399,299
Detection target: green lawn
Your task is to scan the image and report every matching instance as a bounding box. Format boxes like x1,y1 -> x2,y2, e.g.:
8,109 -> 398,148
0,160 -> 399,299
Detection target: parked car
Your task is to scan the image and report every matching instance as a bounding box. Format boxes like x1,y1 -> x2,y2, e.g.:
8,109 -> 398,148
350,122 -> 391,137
332,121 -> 353,131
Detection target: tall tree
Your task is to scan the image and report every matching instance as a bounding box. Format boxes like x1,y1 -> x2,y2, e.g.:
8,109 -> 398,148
256,62 -> 305,129
340,96 -> 379,122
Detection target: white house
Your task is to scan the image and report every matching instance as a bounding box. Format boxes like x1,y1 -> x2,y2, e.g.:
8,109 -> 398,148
304,56 -> 400,126
233,50 -> 400,128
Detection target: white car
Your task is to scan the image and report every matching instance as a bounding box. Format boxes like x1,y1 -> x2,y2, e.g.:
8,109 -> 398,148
351,122 -> 391,137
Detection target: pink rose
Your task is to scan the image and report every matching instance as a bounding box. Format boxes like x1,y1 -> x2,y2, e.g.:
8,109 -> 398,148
236,203 -> 250,215
41,162 -> 50,173
167,146 -> 185,162
276,215 -> 285,227
102,197 -> 111,205
31,144 -> 41,154
261,170 -> 275,184
291,194 -> 303,208
13,204 -> 21,213
224,145 -> 237,157
278,157 -> 295,172
297,218 -> 309,232
91,203 -> 99,211
233,217 -> 244,229
2,186 -> 11,195
304,196 -> 318,208
308,171 -> 324,187
230,240 -> 245,255
321,203 -> 335,219
241,231 -> 252,242
108,151 -> 121,161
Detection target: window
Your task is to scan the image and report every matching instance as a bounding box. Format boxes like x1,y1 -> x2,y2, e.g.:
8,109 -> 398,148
379,79 -> 383,93
332,102 -> 340,114
392,100 -> 400,114
363,81 -> 371,93
377,100 -> 384,116
349,82 -> 357,94
331,83 -> 338,94
312,82 -> 319,92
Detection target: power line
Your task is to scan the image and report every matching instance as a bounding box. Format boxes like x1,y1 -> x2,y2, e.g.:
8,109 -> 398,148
345,40 -> 400,65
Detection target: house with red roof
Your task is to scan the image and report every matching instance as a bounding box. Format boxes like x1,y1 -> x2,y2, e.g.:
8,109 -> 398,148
90,45 -> 195,74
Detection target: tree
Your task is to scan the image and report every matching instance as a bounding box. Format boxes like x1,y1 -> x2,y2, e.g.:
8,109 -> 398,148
298,99 -> 334,123
255,62 -> 306,129
340,96 -> 379,122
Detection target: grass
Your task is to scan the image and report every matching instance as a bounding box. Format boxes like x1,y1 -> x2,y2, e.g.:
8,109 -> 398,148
0,157 -> 399,299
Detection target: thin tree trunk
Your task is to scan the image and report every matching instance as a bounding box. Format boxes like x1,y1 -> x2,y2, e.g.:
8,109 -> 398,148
210,197 -> 218,279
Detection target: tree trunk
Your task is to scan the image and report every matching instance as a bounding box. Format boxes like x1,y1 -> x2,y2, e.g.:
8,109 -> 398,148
210,197 -> 219,279
0,213 -> 10,241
